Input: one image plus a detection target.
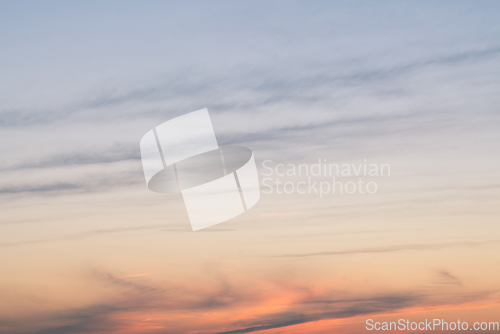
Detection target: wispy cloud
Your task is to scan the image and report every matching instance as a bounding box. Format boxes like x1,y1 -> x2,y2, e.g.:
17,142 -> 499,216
0,183 -> 80,194
218,294 -> 419,334
1,270 -> 494,334
91,270 -> 162,295
435,270 -> 463,286
271,240 -> 500,258
0,169 -> 142,195
0,225 -> 167,248
2,46 -> 498,131
0,144 -> 140,172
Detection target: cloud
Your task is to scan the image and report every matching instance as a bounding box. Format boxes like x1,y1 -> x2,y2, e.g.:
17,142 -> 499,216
0,144 -> 140,172
1,45 -> 498,132
1,45 -> 498,203
271,240 -> 500,258
217,290 -> 498,334
261,212 -> 300,216
91,271 -> 162,295
0,225 -> 167,248
218,293 -> 421,334
160,228 -> 235,233
0,179 -> 137,195
1,3 -> 500,334
0,183 -> 80,194
0,169 -> 142,196
18,304 -> 130,334
0,268 -> 496,334
435,270 -> 463,286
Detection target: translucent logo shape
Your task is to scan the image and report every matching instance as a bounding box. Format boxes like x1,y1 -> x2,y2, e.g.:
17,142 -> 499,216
140,109 -> 260,231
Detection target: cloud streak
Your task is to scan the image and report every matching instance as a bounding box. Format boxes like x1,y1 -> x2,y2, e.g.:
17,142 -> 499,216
1,271 -> 494,334
0,225 -> 168,248
0,144 -> 140,172
271,240 -> 500,258
2,46 -> 498,130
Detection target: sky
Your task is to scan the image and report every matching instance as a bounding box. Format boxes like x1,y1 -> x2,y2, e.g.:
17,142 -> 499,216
1,1 -> 500,333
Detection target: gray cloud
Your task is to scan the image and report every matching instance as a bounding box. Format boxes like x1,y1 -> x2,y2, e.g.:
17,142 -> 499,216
1,46 -> 498,131
0,268 -> 495,334
218,293 -> 421,333
91,271 -> 162,295
217,290 -> 496,334
0,180 -> 138,195
0,144 -> 140,172
0,169 -> 143,196
435,270 -> 463,286
218,303 -> 410,334
0,182 -> 81,194
12,304 -> 129,334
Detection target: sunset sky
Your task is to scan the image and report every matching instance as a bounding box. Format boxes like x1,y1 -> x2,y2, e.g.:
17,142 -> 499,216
1,1 -> 500,333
